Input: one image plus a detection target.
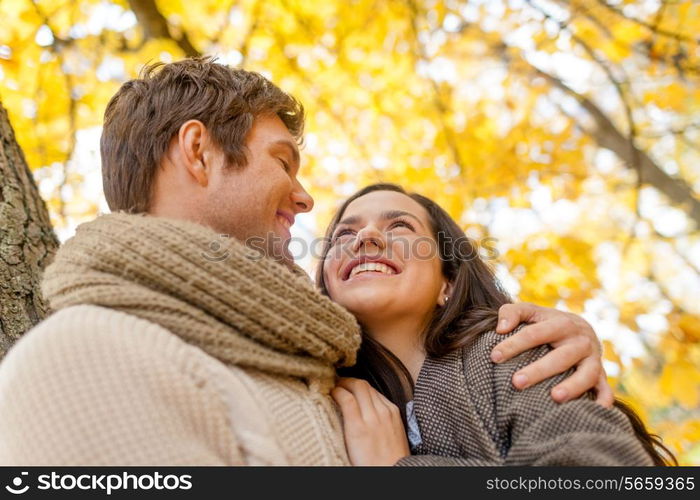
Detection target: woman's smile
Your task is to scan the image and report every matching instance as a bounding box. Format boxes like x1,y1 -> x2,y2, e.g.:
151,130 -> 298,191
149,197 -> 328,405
343,257 -> 402,281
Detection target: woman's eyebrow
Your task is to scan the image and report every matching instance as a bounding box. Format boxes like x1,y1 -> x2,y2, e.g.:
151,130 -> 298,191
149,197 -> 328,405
380,210 -> 425,228
337,215 -> 362,227
337,211 -> 424,229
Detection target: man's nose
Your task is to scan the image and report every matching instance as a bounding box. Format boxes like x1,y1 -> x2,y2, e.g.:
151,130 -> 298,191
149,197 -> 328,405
352,225 -> 385,253
291,180 -> 314,213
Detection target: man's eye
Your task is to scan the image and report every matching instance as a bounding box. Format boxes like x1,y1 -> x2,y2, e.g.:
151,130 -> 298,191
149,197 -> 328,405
278,159 -> 290,172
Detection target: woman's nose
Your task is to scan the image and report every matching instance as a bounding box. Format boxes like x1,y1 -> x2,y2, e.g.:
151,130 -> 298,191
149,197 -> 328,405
352,225 -> 385,252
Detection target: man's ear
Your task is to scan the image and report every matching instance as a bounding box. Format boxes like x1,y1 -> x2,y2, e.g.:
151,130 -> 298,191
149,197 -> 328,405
438,280 -> 454,307
178,120 -> 210,187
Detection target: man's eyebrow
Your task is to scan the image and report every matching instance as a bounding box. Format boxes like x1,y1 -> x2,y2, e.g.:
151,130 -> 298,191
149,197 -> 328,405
272,140 -> 300,165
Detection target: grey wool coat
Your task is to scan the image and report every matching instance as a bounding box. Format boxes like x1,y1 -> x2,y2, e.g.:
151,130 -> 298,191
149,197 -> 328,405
396,329 -> 654,466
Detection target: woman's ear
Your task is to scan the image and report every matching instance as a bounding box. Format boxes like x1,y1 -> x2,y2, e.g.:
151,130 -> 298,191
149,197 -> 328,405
437,280 -> 454,307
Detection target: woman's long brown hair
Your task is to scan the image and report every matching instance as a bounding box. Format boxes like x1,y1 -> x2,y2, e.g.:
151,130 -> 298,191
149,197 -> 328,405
316,183 -> 676,466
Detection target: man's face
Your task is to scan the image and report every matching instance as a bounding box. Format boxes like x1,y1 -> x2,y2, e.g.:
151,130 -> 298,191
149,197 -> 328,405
200,114 -> 313,266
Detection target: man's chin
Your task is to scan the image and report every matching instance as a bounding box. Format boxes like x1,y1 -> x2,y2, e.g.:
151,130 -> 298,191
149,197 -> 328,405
242,232 -> 294,265
266,241 -> 296,269
279,249 -> 297,270
267,252 -> 295,269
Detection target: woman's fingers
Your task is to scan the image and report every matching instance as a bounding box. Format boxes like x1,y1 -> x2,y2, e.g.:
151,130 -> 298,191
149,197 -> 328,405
371,385 -> 404,424
336,377 -> 378,421
332,378 -> 410,465
336,377 -> 400,422
330,386 -> 362,422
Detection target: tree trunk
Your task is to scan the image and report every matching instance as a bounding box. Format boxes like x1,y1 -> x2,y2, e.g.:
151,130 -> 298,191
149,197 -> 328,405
0,101 -> 59,359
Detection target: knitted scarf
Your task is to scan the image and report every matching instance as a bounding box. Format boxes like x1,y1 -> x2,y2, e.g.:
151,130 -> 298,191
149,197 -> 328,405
42,213 -> 361,385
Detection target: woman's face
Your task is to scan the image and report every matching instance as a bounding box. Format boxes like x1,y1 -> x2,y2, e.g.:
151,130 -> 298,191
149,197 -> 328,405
323,190 -> 448,328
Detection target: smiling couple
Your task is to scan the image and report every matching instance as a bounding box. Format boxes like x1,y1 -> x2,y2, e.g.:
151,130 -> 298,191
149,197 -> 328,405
0,57 -> 673,466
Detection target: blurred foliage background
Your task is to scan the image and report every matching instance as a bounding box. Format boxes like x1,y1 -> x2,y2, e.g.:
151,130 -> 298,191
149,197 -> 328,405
0,0 -> 698,463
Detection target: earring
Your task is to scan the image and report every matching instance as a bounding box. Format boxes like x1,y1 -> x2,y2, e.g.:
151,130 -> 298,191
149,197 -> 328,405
443,295 -> 450,306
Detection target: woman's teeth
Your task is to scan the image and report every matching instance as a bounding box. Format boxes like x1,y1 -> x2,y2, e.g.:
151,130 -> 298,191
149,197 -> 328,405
349,262 -> 396,278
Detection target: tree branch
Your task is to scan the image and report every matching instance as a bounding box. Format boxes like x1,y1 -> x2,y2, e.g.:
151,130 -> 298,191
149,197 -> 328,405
439,7 -> 699,228
526,0 -> 645,243
535,68 -> 700,228
405,0 -> 468,184
556,0 -> 700,76
127,0 -> 200,57
594,0 -> 699,44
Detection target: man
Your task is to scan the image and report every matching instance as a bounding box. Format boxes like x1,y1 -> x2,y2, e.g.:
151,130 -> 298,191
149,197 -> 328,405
0,57 -> 610,465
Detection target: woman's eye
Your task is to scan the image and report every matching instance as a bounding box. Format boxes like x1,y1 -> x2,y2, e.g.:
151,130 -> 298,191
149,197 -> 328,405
278,159 -> 290,172
333,229 -> 355,242
389,220 -> 415,231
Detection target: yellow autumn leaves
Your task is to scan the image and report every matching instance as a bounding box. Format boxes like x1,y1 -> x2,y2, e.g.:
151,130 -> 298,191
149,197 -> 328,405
1,0 -> 699,463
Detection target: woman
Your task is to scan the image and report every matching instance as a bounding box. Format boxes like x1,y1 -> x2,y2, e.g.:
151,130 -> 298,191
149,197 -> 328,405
317,183 -> 675,466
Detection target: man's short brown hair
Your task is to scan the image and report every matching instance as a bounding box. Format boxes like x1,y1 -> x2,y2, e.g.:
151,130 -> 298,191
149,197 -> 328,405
100,56 -> 305,213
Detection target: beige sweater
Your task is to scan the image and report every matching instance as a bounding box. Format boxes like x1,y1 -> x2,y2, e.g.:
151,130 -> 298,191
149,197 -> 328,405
0,305 -> 350,465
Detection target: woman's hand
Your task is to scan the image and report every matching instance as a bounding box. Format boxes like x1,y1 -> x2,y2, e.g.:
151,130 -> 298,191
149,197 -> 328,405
331,377 -> 410,466
492,303 -> 614,408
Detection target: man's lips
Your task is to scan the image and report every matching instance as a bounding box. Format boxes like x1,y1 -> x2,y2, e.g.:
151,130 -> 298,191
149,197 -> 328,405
341,256 -> 401,281
276,211 -> 294,234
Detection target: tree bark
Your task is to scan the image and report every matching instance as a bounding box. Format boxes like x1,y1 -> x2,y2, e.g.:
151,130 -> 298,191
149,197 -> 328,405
0,101 -> 59,359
